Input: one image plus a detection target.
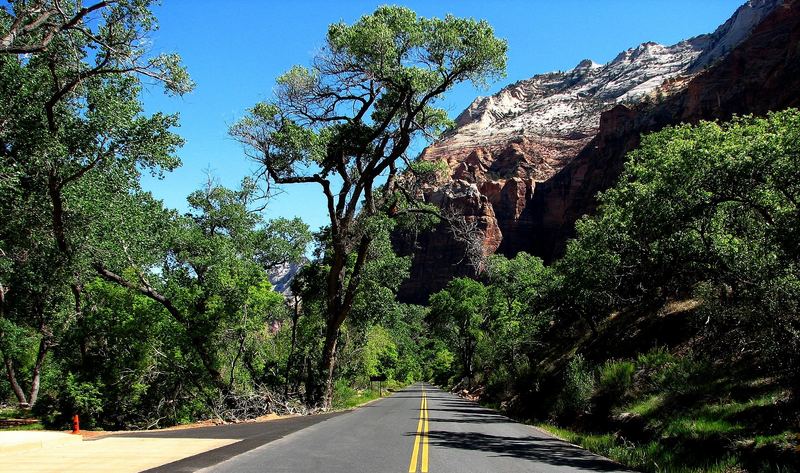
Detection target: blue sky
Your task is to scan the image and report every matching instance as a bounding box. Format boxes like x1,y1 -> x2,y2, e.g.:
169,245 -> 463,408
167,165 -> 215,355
141,0 -> 744,231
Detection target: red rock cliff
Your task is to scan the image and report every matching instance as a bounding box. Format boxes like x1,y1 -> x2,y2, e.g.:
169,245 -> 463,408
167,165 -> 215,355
397,0 -> 795,303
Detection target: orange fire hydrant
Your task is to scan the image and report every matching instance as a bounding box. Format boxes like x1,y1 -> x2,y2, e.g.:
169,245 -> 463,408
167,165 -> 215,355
71,414 -> 80,434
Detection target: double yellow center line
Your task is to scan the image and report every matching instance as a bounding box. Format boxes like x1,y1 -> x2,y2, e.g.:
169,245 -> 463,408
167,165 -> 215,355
408,385 -> 429,472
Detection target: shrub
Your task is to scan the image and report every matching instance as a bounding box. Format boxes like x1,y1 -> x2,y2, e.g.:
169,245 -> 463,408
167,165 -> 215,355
597,360 -> 635,396
636,347 -> 676,370
31,394 -> 68,429
555,354 -> 595,419
654,355 -> 707,398
331,379 -> 384,410
64,374 -> 104,421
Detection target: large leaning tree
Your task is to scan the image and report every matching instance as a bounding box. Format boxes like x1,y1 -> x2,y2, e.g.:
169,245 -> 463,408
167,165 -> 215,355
231,6 -> 506,406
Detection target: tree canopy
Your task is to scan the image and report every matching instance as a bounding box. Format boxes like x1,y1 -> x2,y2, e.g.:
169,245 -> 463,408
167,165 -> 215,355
0,0 -> 191,409
231,5 -> 507,406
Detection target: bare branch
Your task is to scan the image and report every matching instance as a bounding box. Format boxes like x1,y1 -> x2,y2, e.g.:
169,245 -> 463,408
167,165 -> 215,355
0,1 -> 112,54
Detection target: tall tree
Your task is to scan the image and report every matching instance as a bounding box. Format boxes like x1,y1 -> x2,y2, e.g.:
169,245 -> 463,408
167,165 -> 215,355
93,182 -> 311,396
231,5 -> 506,407
428,277 -> 490,388
0,0 -> 191,407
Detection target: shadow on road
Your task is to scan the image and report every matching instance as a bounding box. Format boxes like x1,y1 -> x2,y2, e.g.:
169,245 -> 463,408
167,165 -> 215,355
420,393 -> 629,472
426,416 -> 509,424
426,430 -> 626,472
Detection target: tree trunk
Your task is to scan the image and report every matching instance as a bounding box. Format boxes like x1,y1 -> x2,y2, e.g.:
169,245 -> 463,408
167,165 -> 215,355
314,234 -> 371,408
315,241 -> 347,408
3,355 -> 29,408
302,354 -> 313,405
228,302 -> 248,391
0,286 -> 27,407
464,340 -> 474,390
283,296 -> 300,397
316,321 -> 340,407
27,336 -> 49,407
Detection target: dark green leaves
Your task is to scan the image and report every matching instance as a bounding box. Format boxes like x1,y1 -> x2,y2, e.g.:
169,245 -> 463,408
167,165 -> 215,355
231,102 -> 327,180
256,218 -> 312,269
232,5 -> 506,204
327,6 -> 506,87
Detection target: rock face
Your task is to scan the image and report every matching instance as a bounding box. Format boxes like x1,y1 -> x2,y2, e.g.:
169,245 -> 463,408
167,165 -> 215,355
268,261 -> 304,297
524,0 -> 800,262
397,0 -> 792,303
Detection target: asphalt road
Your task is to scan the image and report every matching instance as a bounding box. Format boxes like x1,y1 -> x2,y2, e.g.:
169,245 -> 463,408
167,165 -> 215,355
118,411 -> 345,472
189,383 -> 629,473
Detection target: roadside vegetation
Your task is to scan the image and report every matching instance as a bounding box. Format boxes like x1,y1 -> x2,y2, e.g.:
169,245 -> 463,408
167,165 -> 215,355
0,1 -> 501,430
332,379 -> 405,410
1,2 -> 797,471
0,406 -> 42,431
425,111 -> 800,471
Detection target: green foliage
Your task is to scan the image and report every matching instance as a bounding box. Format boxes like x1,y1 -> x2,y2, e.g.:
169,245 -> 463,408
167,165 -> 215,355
1,11 -> 796,472
485,253 -> 553,370
561,111 -> 800,368
538,424 -> 745,473
636,346 -> 675,370
0,422 -> 44,431
231,6 -> 507,406
652,354 -> 707,398
326,6 -> 506,89
621,394 -> 664,417
64,374 -> 104,422
596,360 -> 635,396
421,254 -> 560,393
289,226 -> 431,402
430,345 -> 456,386
0,318 -> 36,368
232,4 -> 507,194
361,325 -> 398,380
555,354 -> 595,418
543,359 -> 794,471
0,0 -> 192,412
331,380 -> 389,410
542,343 -> 798,472
4,173 -> 308,427
408,159 -> 450,181
518,116 -> 800,472
258,218 -> 312,269
429,278 -> 489,384
486,252 -> 554,327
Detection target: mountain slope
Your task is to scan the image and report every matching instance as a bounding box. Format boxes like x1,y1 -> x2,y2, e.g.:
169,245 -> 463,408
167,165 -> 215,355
396,0 -> 787,303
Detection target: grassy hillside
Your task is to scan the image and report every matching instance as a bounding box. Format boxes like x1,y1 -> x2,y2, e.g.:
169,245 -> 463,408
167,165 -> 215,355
427,111 -> 800,472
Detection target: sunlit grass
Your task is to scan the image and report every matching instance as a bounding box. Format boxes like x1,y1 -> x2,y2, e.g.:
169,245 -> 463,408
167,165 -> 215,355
538,365 -> 796,473
332,387 -> 383,410
332,379 -> 406,410
0,407 -> 33,420
597,359 -> 635,393
616,394 -> 664,417
0,406 -> 42,431
0,422 -> 44,431
699,390 -> 783,418
752,431 -> 796,448
664,417 -> 743,438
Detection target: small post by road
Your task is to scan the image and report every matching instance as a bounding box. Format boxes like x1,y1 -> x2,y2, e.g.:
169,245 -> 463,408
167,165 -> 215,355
71,414 -> 80,434
370,374 -> 387,397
